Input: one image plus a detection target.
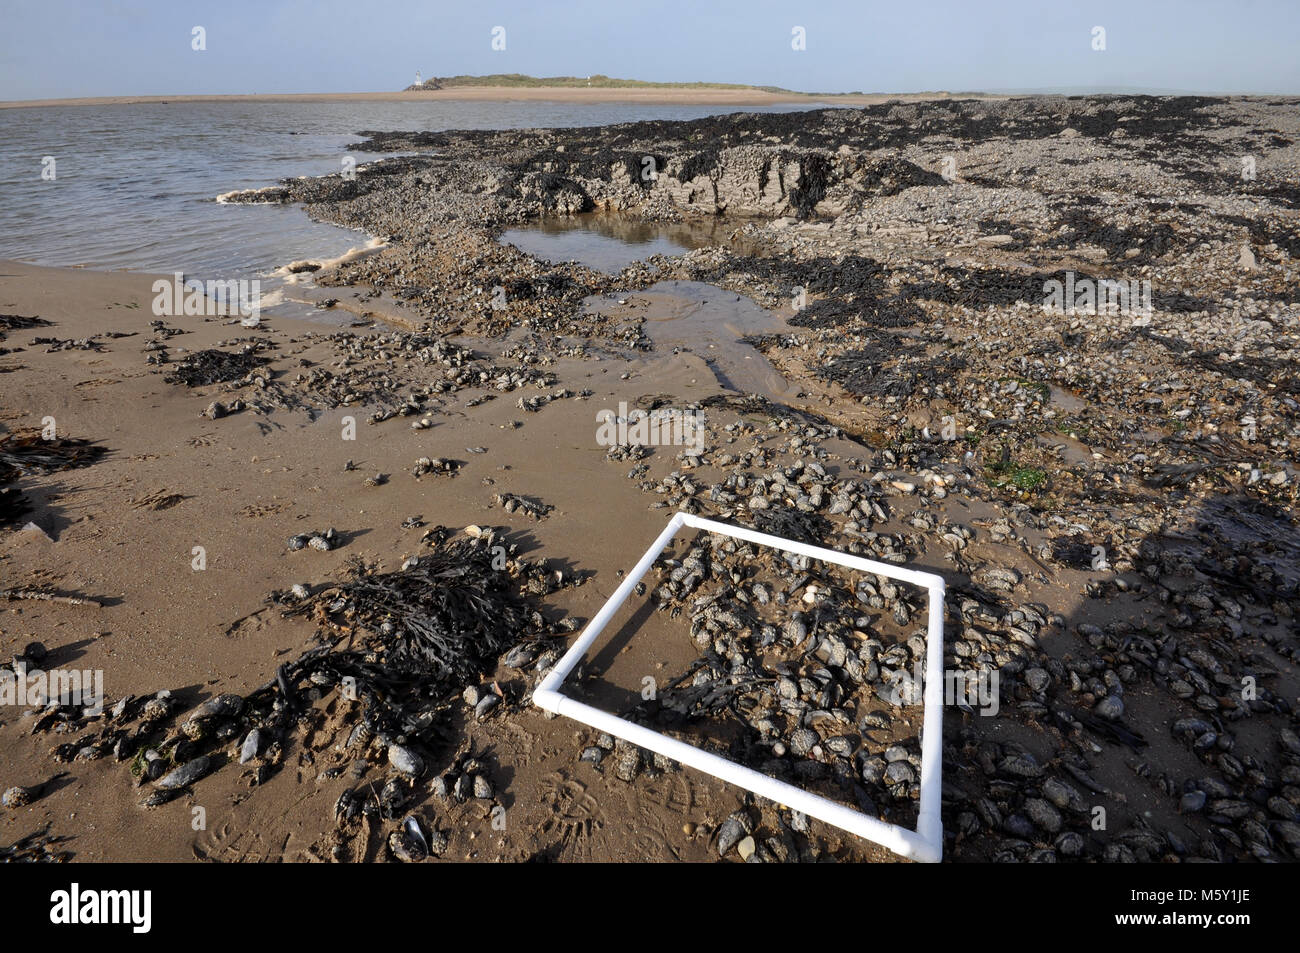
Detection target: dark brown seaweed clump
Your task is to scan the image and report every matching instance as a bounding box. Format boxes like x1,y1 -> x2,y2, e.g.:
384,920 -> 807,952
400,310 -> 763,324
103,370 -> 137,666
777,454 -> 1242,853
0,313 -> 51,341
288,531 -> 563,687
163,348 -> 267,387
0,826 -> 72,863
28,528 -> 580,809
0,430 -> 106,526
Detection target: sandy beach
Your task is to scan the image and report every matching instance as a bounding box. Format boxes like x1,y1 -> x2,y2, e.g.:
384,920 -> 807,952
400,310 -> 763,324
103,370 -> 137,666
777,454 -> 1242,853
0,259 -> 900,862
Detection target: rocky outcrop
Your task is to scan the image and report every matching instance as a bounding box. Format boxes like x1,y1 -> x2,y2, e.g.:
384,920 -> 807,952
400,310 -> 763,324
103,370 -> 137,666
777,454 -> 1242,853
334,112 -> 950,223
576,146 -> 945,220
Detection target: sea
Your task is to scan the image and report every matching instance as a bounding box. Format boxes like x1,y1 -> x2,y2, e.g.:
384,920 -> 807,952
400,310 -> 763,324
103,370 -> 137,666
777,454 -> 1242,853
0,100 -> 833,285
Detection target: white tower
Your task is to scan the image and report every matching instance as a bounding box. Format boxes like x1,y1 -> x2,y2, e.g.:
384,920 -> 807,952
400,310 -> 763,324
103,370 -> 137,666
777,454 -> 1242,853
415,71 -> 422,87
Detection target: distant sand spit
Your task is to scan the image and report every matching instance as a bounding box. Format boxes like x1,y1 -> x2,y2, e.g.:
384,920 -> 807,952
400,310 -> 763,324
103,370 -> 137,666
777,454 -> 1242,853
0,87 -> 996,110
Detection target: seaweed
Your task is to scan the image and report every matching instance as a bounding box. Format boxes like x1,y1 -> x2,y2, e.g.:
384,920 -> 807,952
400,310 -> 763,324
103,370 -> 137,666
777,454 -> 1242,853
163,348 -> 267,387
748,508 -> 832,546
0,430 -> 107,526
0,314 -> 51,341
1044,215 -> 1179,263
788,153 -> 832,220
252,529 -> 576,743
0,825 -> 72,863
816,343 -> 926,399
298,535 -> 539,684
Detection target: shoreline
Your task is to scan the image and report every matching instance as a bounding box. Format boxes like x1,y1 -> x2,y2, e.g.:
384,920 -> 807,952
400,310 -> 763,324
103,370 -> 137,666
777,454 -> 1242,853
0,86 -> 999,111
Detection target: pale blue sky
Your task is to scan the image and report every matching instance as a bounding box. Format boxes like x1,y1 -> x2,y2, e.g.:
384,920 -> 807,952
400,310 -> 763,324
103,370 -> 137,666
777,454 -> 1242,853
1,0 -> 1297,101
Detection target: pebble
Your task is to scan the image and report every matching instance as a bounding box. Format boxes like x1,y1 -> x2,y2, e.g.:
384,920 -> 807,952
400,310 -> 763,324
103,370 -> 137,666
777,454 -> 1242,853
2,785 -> 34,808
154,756 -> 212,790
716,812 -> 751,856
387,744 -> 424,777
1094,695 -> 1125,721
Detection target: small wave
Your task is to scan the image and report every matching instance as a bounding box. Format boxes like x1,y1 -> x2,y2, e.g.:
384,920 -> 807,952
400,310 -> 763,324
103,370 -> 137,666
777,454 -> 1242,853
270,236 -> 387,278
255,287 -> 286,310
214,187 -> 282,205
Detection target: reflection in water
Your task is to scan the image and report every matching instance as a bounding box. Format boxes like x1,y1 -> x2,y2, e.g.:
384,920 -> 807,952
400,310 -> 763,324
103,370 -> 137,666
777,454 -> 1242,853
583,280 -> 797,403
499,213 -> 732,274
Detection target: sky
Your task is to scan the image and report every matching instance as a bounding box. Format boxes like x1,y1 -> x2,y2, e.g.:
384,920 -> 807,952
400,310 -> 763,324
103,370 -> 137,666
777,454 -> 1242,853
1,0 -> 1298,101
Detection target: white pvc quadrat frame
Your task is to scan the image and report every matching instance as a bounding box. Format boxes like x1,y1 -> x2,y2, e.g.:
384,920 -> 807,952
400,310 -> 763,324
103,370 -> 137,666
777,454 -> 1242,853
533,511 -> 947,863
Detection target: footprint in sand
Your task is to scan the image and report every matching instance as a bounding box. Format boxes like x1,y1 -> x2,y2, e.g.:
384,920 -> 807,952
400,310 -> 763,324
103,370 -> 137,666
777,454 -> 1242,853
636,771 -> 706,816
536,773 -> 605,860
128,489 -> 186,510
239,500 -> 292,518
192,819 -> 293,863
193,806 -> 323,863
222,607 -> 276,639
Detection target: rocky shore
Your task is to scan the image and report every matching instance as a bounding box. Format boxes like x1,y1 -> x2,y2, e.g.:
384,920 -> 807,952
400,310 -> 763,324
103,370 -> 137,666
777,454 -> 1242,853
4,95 -> 1299,863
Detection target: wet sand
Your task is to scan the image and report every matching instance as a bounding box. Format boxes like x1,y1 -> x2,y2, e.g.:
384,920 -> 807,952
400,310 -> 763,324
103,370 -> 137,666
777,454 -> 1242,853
0,259 -> 901,862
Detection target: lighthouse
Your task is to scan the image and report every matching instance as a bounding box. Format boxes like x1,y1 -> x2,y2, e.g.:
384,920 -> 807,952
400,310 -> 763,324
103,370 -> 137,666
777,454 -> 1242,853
415,70 -> 423,87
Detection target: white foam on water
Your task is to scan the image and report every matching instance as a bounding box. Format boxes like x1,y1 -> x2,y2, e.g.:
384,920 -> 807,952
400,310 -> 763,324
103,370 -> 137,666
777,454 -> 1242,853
270,236 -> 386,277
253,287 -> 285,310
213,188 -> 281,205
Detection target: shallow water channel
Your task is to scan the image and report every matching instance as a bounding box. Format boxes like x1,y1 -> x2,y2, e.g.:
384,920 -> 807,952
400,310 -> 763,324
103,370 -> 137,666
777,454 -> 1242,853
583,280 -> 799,403
503,215 -> 798,403
499,213 -> 732,274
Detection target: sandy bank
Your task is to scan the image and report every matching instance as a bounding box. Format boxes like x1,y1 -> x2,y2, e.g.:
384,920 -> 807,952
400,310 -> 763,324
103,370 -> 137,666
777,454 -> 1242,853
0,87 -> 997,111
